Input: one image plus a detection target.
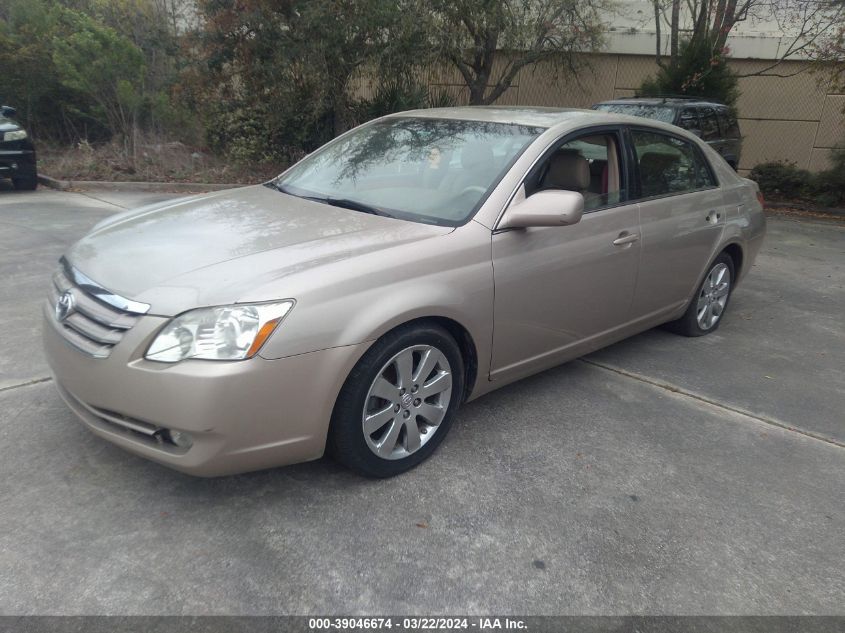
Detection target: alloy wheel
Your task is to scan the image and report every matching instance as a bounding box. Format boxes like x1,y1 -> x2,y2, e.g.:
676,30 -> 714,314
696,262 -> 731,330
362,345 -> 453,460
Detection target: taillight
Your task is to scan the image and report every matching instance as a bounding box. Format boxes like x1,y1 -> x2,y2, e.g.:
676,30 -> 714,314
756,190 -> 765,208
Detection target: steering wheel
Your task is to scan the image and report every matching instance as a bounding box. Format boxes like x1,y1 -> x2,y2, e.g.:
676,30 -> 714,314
457,185 -> 487,197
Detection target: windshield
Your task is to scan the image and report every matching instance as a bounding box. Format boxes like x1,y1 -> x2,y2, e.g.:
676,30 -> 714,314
273,117 -> 544,226
594,103 -> 676,124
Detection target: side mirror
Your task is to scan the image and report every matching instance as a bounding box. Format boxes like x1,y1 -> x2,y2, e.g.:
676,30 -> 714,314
1,106 -> 17,118
499,190 -> 584,229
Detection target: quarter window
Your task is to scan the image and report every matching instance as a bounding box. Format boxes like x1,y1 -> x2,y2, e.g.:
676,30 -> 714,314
718,108 -> 740,138
631,130 -> 716,198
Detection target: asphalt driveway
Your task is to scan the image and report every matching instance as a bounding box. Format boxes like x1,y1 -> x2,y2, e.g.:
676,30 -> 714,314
0,185 -> 843,615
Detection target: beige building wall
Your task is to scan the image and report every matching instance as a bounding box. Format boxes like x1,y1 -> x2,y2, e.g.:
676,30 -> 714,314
409,54 -> 845,174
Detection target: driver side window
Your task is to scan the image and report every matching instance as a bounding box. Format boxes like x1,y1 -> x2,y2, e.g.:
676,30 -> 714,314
525,132 -> 625,213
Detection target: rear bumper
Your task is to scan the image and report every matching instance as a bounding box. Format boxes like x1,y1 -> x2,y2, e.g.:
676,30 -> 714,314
43,305 -> 370,476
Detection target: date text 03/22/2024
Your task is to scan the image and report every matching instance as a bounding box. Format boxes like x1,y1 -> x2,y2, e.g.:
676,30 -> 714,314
307,618 -> 528,630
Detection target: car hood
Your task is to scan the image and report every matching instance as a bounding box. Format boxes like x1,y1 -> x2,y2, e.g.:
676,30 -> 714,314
66,185 -> 453,315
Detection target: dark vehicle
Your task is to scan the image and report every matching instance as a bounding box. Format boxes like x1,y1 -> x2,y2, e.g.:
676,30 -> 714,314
593,97 -> 742,170
0,105 -> 38,190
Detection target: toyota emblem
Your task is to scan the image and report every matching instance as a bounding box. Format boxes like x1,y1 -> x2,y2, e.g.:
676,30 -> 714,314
55,291 -> 76,322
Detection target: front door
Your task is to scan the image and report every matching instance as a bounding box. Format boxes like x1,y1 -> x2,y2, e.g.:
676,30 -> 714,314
490,129 -> 640,381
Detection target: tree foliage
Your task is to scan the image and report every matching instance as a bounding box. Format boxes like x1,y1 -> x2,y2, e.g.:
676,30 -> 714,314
2,0 -> 612,162
429,0 -> 608,105
648,0 -> 844,77
52,10 -> 145,149
640,35 -> 740,106
195,0 -> 429,157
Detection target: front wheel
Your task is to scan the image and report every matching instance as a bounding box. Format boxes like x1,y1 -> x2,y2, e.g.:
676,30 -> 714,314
666,253 -> 734,337
328,323 -> 464,477
12,172 -> 38,191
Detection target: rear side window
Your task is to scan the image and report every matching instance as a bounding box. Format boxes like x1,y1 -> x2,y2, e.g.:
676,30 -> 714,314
699,107 -> 721,141
718,108 -> 740,138
630,130 -> 716,199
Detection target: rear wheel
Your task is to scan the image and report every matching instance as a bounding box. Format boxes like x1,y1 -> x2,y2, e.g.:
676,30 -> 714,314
666,252 -> 734,337
328,323 -> 464,477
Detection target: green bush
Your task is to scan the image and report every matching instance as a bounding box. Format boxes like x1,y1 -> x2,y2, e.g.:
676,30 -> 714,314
205,95 -> 334,165
749,161 -> 812,200
352,79 -> 456,125
750,152 -> 845,208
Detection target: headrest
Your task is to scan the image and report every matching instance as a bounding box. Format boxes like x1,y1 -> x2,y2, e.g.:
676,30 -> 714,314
461,143 -> 495,171
544,151 -> 590,191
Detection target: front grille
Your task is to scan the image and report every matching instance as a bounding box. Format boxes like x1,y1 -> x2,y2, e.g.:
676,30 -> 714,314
47,261 -> 147,358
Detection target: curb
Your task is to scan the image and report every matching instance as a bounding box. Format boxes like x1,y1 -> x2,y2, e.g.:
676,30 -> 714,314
765,200 -> 845,218
37,174 -> 248,193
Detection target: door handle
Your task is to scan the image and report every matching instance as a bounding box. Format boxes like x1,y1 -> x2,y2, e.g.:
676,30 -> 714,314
613,232 -> 640,246
705,210 -> 722,223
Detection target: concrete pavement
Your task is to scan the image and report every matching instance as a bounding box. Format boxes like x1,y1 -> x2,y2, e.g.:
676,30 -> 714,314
0,186 -> 842,615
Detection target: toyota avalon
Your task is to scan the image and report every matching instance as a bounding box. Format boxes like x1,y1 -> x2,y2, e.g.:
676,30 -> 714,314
43,107 -> 766,477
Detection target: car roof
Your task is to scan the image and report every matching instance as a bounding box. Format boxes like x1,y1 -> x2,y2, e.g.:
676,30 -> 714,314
388,106 -> 641,129
386,106 -> 704,138
596,98 -> 726,108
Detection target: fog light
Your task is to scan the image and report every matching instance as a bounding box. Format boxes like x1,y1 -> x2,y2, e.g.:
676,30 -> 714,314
167,430 -> 193,449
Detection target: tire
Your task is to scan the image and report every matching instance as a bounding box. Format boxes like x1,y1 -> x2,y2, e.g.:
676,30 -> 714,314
12,172 -> 38,191
666,252 -> 735,337
328,323 -> 465,478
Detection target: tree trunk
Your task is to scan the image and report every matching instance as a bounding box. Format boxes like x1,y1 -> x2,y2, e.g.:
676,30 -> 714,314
469,81 -> 487,105
654,0 -> 663,65
330,70 -> 354,135
691,0 -> 711,48
670,0 -> 680,62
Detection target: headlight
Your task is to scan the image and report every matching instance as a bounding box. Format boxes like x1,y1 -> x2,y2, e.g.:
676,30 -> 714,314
145,301 -> 294,363
3,129 -> 27,142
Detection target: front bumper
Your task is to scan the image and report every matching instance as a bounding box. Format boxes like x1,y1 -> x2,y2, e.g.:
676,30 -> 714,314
43,305 -> 370,476
0,144 -> 36,178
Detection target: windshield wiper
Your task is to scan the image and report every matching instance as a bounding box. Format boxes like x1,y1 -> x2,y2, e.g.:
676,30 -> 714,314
307,195 -> 394,218
265,183 -> 394,219
264,181 -> 291,194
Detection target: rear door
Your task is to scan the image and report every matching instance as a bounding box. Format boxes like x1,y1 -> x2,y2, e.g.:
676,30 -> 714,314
626,127 -> 727,319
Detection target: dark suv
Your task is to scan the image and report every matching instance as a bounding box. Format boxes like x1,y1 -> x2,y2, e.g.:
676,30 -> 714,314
592,97 -> 742,170
0,105 -> 38,190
